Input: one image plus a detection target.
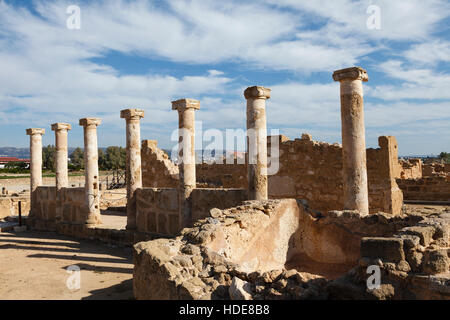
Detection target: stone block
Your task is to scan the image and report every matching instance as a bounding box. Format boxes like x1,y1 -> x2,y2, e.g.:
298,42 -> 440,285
361,237 -> 405,263
399,226 -> 435,246
423,250 -> 449,275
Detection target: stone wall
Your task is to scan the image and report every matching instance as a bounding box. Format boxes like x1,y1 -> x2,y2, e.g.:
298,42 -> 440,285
423,163 -> 450,177
196,163 -> 247,188
141,140 -> 178,188
59,187 -> 88,224
135,187 -> 248,235
141,134 -> 403,215
133,199 -> 424,300
135,188 -> 179,235
271,135 -> 402,214
0,195 -> 30,220
397,159 -> 422,179
30,186 -> 90,226
190,188 -> 248,222
31,186 -> 57,221
328,212 -> 450,300
397,176 -> 450,202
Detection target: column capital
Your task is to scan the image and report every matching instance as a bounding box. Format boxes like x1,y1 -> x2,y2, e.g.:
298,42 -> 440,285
51,123 -> 72,131
244,86 -> 271,100
79,118 -> 101,127
120,108 -> 145,120
26,128 -> 45,136
333,67 -> 368,82
171,99 -> 200,111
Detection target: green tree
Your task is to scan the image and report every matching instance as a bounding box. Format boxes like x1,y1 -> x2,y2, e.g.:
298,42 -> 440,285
98,148 -> 106,170
42,145 -> 55,171
69,147 -> 84,170
3,161 -> 28,173
439,152 -> 450,163
104,146 -> 126,170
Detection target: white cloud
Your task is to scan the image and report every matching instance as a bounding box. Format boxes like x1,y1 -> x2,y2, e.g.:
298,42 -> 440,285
404,40 -> 450,65
368,60 -> 450,100
0,0 -> 449,154
270,0 -> 450,41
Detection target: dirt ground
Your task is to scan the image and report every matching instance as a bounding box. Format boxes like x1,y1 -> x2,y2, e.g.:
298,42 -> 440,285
0,174 -> 86,193
1,203 -> 448,300
0,230 -> 134,300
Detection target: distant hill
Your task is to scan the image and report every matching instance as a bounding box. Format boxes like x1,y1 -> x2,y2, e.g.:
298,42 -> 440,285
0,147 -> 80,158
0,147 -> 30,158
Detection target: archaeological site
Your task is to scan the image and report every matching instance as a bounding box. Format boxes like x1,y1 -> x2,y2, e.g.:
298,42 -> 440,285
1,67 -> 449,301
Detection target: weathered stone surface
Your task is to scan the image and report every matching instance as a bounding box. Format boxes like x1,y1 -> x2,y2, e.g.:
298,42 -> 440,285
245,86 -> 270,201
334,66 -> 369,215
399,226 -> 436,246
423,250 -> 449,275
360,237 -> 404,263
141,132 -> 403,216
79,118 -> 102,225
229,277 -> 254,300
121,108 -> 144,230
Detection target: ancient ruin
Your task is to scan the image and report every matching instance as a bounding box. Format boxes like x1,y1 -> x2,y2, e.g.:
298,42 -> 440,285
6,67 -> 448,300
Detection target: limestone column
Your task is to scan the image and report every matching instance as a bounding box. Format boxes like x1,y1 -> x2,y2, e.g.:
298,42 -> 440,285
79,118 -> 102,225
51,123 -> 71,190
172,99 -> 200,229
244,86 -> 271,200
120,108 -> 144,230
333,67 -> 369,215
26,128 -> 45,216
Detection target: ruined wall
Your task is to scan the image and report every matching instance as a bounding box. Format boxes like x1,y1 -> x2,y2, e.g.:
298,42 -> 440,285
190,188 -> 248,222
141,134 -> 403,215
31,186 -> 57,221
135,188 -> 179,235
31,186 -> 90,225
397,159 -> 422,179
422,163 -> 450,177
59,187 -> 88,224
397,176 -> 450,202
366,136 -> 404,214
133,199 -> 423,300
328,212 -> 450,300
271,135 -> 402,215
196,163 -> 247,188
0,196 -> 30,220
141,140 -> 178,188
135,187 -> 248,235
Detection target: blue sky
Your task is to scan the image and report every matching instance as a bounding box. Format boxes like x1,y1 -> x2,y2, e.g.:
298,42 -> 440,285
0,0 -> 449,155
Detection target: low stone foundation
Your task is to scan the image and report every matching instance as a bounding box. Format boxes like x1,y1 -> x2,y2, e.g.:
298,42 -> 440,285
328,212 -> 450,299
0,194 -> 30,220
397,176 -> 450,202
133,199 -> 431,300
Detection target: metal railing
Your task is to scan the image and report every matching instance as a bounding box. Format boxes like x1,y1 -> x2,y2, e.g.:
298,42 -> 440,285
100,170 -> 126,190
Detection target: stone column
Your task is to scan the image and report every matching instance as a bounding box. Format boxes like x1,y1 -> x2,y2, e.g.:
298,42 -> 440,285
120,108 -> 145,230
51,123 -> 71,190
172,99 -> 200,229
26,128 -> 45,216
79,118 -> 102,225
244,86 -> 271,200
333,67 -> 369,215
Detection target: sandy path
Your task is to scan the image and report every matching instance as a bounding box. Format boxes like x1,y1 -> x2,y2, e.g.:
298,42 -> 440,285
0,231 -> 134,300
